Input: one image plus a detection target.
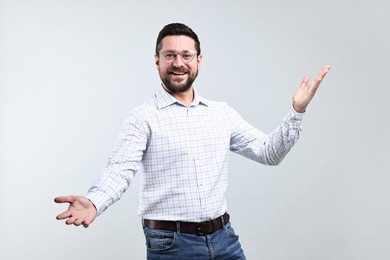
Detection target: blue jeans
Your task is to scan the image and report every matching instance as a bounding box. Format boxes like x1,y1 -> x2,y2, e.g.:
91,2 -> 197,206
143,222 -> 246,259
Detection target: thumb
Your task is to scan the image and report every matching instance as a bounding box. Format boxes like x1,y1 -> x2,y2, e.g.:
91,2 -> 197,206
54,196 -> 76,204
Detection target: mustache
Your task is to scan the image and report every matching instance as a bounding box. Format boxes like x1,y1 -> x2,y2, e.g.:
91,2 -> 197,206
169,66 -> 189,73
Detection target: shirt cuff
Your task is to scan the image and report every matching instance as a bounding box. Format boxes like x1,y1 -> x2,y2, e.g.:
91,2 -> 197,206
291,105 -> 306,116
86,191 -> 106,217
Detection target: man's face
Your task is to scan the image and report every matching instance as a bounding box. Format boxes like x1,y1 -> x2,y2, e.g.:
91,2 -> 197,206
155,35 -> 202,94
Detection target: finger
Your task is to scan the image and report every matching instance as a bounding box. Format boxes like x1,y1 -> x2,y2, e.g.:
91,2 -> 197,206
81,219 -> 92,228
82,222 -> 90,228
56,210 -> 72,220
299,76 -> 310,89
54,196 -> 75,204
74,219 -> 83,227
316,65 -> 331,81
310,66 -> 331,91
323,64 -> 331,72
65,216 -> 77,225
82,217 -> 94,228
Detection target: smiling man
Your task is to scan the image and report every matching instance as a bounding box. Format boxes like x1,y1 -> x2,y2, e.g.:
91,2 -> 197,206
55,23 -> 330,259
158,36 -> 200,94
157,34 -> 202,106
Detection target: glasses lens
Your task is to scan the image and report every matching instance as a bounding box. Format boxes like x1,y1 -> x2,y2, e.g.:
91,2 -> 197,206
162,51 -> 176,61
181,51 -> 194,61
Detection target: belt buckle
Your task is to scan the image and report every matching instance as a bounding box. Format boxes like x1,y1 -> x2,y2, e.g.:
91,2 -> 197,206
196,222 -> 204,236
196,220 -> 214,236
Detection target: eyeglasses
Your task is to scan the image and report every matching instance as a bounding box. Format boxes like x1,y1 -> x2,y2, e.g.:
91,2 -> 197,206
158,50 -> 197,63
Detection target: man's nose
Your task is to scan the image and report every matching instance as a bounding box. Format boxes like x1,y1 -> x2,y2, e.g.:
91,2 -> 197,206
172,54 -> 185,66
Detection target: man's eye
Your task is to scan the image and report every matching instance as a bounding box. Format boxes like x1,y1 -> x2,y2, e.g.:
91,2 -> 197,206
164,52 -> 175,58
182,53 -> 192,59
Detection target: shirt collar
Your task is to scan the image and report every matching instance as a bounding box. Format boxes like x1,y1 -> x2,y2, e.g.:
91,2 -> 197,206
155,86 -> 209,110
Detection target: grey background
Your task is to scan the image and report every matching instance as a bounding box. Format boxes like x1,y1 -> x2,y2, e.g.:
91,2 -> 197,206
1,0 -> 389,259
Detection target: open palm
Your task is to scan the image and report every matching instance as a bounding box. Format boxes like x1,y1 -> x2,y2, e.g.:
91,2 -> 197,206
55,196 -> 97,228
293,65 -> 331,113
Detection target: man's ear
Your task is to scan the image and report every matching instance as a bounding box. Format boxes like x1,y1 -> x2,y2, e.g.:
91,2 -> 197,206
155,54 -> 160,70
197,54 -> 203,69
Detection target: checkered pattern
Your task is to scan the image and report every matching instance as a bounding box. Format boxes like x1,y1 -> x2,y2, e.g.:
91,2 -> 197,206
86,87 -> 304,222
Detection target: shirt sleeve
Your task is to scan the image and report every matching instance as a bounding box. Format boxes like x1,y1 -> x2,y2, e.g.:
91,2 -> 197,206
229,105 -> 304,165
86,110 -> 149,216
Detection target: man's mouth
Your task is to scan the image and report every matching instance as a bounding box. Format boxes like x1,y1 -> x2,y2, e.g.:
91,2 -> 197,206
170,71 -> 187,76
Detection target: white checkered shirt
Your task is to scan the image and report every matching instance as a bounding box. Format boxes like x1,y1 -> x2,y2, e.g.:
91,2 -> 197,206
86,87 -> 304,222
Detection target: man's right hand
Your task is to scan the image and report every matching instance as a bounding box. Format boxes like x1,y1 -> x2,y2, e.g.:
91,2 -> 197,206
54,196 -> 97,228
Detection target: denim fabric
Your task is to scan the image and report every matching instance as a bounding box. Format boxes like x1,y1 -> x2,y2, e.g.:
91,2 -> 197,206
143,222 -> 246,259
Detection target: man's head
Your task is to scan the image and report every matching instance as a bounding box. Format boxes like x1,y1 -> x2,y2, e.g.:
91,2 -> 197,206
155,23 -> 201,55
155,23 -> 202,94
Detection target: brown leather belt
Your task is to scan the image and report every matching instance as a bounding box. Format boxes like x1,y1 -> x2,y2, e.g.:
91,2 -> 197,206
143,213 -> 230,236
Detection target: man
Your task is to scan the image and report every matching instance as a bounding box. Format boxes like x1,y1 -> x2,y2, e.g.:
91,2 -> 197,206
55,23 -> 330,259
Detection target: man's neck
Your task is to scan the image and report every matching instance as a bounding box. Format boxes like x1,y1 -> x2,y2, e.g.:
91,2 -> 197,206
162,85 -> 194,107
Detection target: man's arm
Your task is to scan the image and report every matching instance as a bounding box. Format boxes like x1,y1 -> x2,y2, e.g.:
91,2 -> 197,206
54,109 -> 149,227
230,65 -> 331,165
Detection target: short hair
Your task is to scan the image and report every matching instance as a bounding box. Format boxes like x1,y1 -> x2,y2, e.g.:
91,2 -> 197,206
155,23 -> 201,55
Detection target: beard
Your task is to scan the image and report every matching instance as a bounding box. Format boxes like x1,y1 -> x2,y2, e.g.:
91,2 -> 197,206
159,67 -> 198,94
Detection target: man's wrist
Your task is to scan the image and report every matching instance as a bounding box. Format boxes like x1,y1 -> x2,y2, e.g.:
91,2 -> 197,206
292,103 -> 306,114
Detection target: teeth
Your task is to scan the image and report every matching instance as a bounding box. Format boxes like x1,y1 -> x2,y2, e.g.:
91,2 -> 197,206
172,71 -> 186,75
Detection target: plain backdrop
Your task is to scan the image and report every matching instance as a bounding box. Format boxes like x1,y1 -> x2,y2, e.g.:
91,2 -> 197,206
0,0 -> 389,259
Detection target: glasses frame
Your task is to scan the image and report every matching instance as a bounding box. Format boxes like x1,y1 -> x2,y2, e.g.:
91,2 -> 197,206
157,50 -> 198,63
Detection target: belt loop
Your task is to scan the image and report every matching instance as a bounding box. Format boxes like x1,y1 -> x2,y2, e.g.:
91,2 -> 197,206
220,215 -> 226,227
176,221 -> 181,235
221,213 -> 226,229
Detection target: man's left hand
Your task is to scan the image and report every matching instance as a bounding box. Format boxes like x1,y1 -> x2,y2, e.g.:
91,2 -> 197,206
293,65 -> 331,113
